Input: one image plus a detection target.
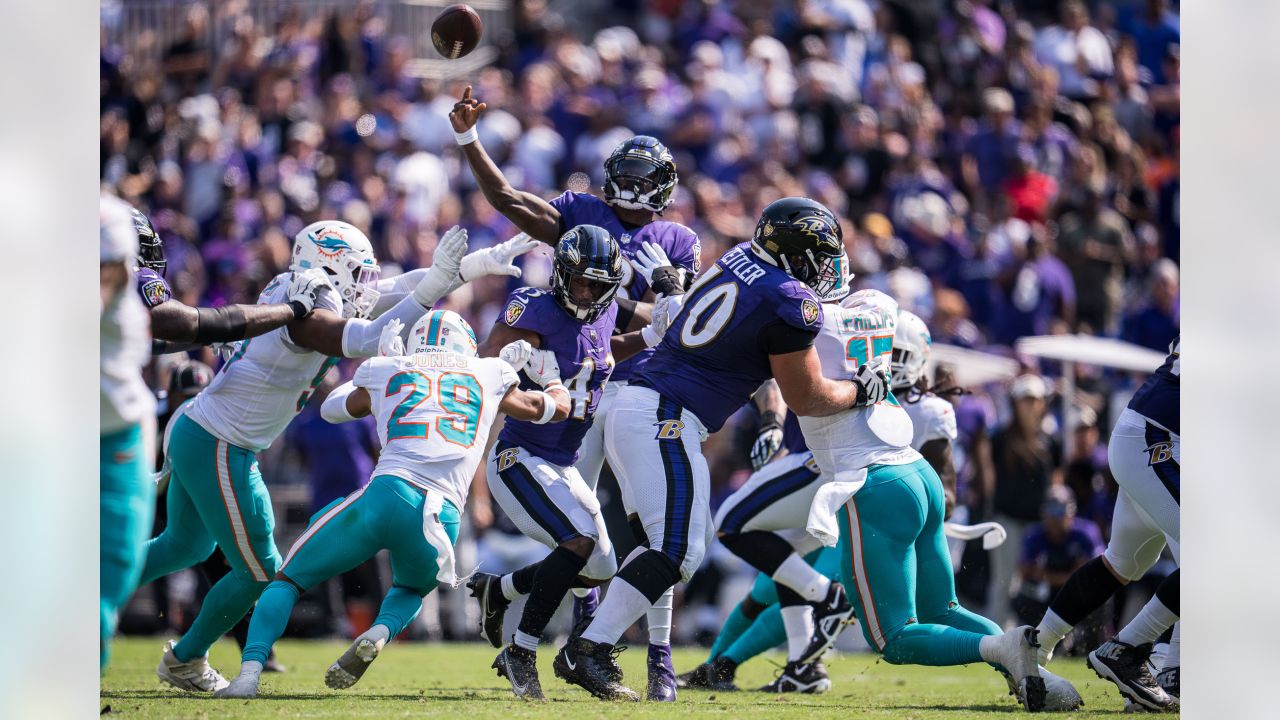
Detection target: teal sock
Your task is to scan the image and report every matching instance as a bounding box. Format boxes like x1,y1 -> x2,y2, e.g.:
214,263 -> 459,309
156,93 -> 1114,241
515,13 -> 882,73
174,572 -> 268,662
723,605 -> 787,664
707,603 -> 753,662
881,623 -> 985,666
240,582 -> 300,664
374,586 -> 427,639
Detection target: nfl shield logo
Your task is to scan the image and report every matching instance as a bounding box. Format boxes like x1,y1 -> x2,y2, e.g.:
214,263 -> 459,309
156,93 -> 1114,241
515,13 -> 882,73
801,299 -> 820,325
620,232 -> 632,245
504,300 -> 525,326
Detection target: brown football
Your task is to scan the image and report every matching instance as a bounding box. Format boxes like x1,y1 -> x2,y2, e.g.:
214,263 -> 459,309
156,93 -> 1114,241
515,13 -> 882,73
431,4 -> 483,60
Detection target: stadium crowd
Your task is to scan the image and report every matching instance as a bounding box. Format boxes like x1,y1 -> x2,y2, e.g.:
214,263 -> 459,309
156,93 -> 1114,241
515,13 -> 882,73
101,0 -> 1179,651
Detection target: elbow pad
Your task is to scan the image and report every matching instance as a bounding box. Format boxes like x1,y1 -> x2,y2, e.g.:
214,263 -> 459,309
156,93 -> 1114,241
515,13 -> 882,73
194,305 -> 249,344
320,383 -> 358,423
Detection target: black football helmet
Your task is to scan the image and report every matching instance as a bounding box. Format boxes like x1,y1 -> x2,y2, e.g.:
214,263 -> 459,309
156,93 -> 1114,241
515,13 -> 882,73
131,207 -> 166,276
751,197 -> 844,297
551,225 -> 624,322
603,136 -> 678,213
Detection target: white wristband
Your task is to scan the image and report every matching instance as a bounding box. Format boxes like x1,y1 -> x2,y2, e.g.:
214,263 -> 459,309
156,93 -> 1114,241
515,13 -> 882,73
532,391 -> 557,424
454,126 -> 479,146
641,325 -> 662,348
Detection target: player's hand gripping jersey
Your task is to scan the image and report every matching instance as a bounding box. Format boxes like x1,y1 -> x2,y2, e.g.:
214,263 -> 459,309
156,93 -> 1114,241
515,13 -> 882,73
635,242 -> 823,432
353,352 -> 519,514
496,286 -> 617,465
798,290 -> 920,476
550,191 -> 700,381
185,272 -> 344,451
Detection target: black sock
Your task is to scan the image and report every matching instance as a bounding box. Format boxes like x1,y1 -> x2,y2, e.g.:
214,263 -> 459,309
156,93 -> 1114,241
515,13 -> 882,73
517,546 -> 588,639
512,563 -> 540,595
1047,555 -> 1124,625
1155,569 -> 1179,615
775,585 -> 806,608
719,530 -> 795,576
616,548 -> 680,603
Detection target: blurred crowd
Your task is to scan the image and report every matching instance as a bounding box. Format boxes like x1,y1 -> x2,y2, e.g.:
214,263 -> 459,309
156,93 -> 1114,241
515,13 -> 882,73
103,0 -> 1179,649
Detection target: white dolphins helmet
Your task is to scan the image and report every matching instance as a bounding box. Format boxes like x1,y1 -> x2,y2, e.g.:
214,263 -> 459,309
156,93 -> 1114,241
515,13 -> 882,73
408,310 -> 478,357
292,221 -> 381,318
841,288 -> 899,315
891,310 -> 932,390
816,249 -> 853,303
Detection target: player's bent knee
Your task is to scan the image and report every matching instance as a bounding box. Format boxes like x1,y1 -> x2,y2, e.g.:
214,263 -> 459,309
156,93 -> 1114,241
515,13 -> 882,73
1101,550 -> 1141,584
560,534 -> 596,559
741,596 -> 766,619
616,549 -> 680,603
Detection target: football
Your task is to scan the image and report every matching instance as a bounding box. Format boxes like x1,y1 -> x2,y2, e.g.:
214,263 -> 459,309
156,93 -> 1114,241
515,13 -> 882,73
431,4 -> 483,59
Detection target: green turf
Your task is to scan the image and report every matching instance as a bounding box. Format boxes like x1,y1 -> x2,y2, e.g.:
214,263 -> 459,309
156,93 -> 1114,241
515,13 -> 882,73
101,636 -> 1154,718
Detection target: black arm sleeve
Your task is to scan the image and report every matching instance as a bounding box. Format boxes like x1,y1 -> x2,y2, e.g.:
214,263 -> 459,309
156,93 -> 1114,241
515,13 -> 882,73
614,296 -> 638,333
760,321 -> 818,355
151,339 -> 203,355
194,305 -> 249,343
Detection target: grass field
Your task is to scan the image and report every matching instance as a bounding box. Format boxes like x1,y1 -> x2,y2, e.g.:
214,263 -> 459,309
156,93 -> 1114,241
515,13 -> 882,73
100,637 -> 1160,718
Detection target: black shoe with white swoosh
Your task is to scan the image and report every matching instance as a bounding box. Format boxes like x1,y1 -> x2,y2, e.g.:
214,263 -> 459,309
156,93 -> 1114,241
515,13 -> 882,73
797,584 -> 855,664
1087,639 -> 1172,711
553,637 -> 639,701
492,643 -> 544,700
467,573 -> 509,649
758,660 -> 832,694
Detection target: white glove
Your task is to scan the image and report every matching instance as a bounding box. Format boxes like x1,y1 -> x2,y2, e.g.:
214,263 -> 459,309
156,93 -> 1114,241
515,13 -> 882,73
459,232 -> 540,282
413,225 -> 469,307
499,339 -> 534,372
640,293 -> 684,347
288,267 -> 333,316
523,348 -> 562,388
851,357 -> 890,407
749,413 -> 784,471
378,318 -> 406,357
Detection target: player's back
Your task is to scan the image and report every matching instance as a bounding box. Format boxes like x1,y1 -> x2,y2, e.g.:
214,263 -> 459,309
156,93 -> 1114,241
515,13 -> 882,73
1128,335 -> 1178,434
100,197 -> 154,433
798,298 -> 919,470
903,393 -> 958,451
186,272 -> 342,451
635,242 -> 822,432
356,352 -> 518,514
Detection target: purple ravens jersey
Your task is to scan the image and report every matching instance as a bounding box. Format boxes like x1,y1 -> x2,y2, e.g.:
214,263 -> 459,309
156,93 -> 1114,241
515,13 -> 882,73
551,191 -> 700,382
497,286 -> 617,465
782,410 -> 808,455
135,267 -> 172,309
1128,336 -> 1179,434
634,242 -> 823,433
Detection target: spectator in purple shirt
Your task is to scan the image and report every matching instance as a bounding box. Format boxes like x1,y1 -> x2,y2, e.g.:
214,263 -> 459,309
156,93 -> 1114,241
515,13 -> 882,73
1123,258 -> 1179,352
962,87 -> 1022,203
1013,485 -> 1104,625
994,224 -> 1075,345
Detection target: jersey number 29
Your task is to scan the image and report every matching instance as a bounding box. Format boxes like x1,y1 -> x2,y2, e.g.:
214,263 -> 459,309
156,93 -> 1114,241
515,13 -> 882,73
385,371 -> 483,447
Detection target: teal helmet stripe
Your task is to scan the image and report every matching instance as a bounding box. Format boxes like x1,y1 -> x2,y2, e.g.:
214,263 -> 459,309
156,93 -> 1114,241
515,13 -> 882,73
426,310 -> 444,347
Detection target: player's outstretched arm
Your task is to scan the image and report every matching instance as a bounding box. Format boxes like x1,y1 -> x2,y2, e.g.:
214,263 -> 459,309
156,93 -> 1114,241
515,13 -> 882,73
451,85 -> 562,244
919,438 -> 958,519
499,384 -> 571,423
770,347 -> 888,417
319,381 -> 372,423
148,268 -> 330,344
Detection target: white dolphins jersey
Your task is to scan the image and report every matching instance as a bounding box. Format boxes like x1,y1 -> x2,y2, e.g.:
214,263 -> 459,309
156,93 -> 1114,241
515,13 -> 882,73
903,393 -> 958,450
798,300 -> 920,479
354,353 -> 519,512
186,272 -> 343,451
101,195 -> 154,434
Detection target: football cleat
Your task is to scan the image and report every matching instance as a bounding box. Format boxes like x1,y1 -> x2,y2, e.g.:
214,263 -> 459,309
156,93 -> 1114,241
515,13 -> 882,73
1087,640 -> 1172,711
646,644 -> 677,702
1156,666 -> 1179,703
675,656 -> 740,691
493,643 -> 544,700
156,639 -> 229,692
797,584 -> 855,664
759,660 -> 832,694
675,662 -> 711,689
553,637 -> 639,701
987,627 -> 1046,711
466,572 -> 510,649
1000,665 -> 1084,711
325,635 -> 385,689
212,673 -> 259,699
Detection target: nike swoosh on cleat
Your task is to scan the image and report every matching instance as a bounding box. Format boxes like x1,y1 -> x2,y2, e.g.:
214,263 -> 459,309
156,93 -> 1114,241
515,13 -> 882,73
564,656 -> 577,671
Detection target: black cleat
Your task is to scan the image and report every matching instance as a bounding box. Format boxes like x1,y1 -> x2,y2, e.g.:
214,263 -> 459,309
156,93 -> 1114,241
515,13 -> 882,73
678,656 -> 741,690
676,663 -> 711,689
492,643 -> 544,700
646,644 -> 676,702
553,637 -> 639,701
1087,640 -> 1172,711
1156,666 -> 1179,703
467,573 -> 509,649
797,583 -> 855,664
759,660 -> 832,694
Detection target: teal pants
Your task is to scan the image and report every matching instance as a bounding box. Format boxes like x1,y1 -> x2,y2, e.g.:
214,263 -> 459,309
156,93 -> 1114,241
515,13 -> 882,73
140,414 -> 281,662
101,424 -> 155,671
708,547 -> 843,665
836,460 -> 1000,666
242,475 -> 461,664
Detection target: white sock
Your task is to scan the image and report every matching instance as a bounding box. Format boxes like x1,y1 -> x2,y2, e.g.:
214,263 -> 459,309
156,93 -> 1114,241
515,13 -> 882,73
361,624 -> 391,645
514,630 -> 540,652
1036,609 -> 1073,657
647,587 -> 674,646
978,634 -> 1004,665
780,605 -> 815,661
1116,596 -> 1177,646
771,553 -> 831,602
1162,622 -> 1180,670
500,574 -> 520,601
240,660 -> 263,679
582,578 -> 653,645
571,586 -> 591,599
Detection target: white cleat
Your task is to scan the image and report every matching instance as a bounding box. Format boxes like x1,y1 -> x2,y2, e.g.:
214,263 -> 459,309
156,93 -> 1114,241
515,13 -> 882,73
213,673 -> 260,699
1004,665 -> 1084,711
990,626 -> 1047,711
156,639 -> 230,692
325,636 -> 386,689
